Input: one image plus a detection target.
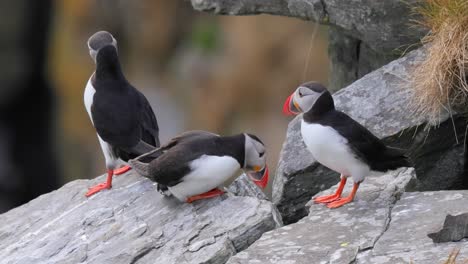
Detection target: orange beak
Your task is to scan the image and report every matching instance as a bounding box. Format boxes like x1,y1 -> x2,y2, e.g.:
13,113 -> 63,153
247,166 -> 269,189
283,93 -> 301,116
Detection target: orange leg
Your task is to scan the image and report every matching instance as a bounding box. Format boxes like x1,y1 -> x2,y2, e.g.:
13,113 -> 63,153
186,188 -> 225,203
314,176 -> 347,203
85,169 -> 113,197
326,182 -> 360,209
114,165 -> 131,175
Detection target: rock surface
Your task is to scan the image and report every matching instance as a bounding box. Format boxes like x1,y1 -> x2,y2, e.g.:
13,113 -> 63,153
227,174 -> 269,201
228,168 -> 416,263
0,171 -> 281,264
273,47 -> 468,224
357,191 -> 468,263
327,24 -> 403,91
190,0 -> 425,53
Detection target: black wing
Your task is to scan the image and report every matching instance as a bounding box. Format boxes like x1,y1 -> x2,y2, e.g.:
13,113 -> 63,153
91,83 -> 160,160
319,111 -> 409,171
135,89 -> 160,148
129,131 -> 219,186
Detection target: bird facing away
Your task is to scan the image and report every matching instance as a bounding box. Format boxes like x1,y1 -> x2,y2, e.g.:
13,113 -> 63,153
283,82 -> 410,208
84,31 -> 160,197
128,130 -> 269,203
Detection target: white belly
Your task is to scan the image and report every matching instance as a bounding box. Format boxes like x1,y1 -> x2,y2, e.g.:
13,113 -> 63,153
169,155 -> 240,201
301,120 -> 370,182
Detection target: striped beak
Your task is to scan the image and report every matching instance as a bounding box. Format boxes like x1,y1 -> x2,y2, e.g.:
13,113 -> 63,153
247,166 -> 269,189
283,93 -> 301,116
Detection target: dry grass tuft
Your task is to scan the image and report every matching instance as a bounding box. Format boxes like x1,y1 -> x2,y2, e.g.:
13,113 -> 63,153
411,0 -> 468,124
442,248 -> 468,264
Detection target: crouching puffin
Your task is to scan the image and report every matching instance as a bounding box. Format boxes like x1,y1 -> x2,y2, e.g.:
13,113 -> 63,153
283,82 -> 410,208
128,130 -> 269,203
84,31 -> 160,197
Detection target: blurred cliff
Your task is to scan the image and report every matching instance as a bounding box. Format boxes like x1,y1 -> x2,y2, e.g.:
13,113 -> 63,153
0,0 -> 59,212
0,0 -> 329,212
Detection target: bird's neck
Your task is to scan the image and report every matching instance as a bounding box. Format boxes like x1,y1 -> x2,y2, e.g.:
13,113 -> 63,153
303,91 -> 335,123
217,134 -> 245,167
94,46 -> 125,82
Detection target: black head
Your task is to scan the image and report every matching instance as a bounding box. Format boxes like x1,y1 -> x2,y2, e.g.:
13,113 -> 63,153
87,31 -> 118,63
283,81 -> 333,115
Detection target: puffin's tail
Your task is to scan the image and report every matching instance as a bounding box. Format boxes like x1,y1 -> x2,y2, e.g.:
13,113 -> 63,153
128,159 -> 152,179
376,147 -> 412,171
129,147 -> 164,179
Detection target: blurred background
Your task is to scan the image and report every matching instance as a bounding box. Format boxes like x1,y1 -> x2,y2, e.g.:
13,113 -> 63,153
0,0 -> 329,213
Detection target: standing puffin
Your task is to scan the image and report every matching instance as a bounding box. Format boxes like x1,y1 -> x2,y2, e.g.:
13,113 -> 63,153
128,131 -> 269,203
283,82 -> 410,208
84,31 -> 160,197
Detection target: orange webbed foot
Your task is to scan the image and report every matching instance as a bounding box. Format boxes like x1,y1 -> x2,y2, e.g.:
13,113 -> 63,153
85,170 -> 113,197
314,193 -> 341,203
326,196 -> 354,208
114,165 -> 131,175
85,182 -> 112,197
186,188 -> 225,203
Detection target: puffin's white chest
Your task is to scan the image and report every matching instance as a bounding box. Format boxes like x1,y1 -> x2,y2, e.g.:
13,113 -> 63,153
169,155 -> 240,201
300,120 -> 370,180
84,77 -> 95,122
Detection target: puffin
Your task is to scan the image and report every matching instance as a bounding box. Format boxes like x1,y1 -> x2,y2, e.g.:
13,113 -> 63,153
128,130 -> 269,203
283,81 -> 410,208
84,31 -> 160,197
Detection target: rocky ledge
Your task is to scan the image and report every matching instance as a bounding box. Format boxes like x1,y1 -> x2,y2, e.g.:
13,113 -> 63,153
229,168 -> 468,263
358,190 -> 468,263
0,171 -> 281,264
228,168 -> 415,263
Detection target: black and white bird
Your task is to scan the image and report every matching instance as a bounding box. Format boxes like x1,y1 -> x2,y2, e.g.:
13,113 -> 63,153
283,82 -> 410,208
128,131 -> 269,203
84,31 -> 160,197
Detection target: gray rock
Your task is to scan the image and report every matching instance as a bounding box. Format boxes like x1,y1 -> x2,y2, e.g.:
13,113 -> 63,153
327,26 -> 402,92
357,191 -> 468,263
327,26 -> 360,92
273,47 -> 468,224
228,168 -> 416,264
190,0 -> 426,53
228,174 -> 270,201
0,171 -> 282,264
428,212 -> 468,243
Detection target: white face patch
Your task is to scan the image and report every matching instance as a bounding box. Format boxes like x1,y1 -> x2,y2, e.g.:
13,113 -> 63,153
243,134 -> 266,172
293,86 -> 323,113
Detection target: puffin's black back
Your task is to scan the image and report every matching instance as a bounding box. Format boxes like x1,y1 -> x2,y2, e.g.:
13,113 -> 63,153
141,131 -> 245,186
91,45 -> 160,160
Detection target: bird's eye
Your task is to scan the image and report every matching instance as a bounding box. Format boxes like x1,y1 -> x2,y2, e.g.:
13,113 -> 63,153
298,91 -> 303,97
259,152 -> 265,158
